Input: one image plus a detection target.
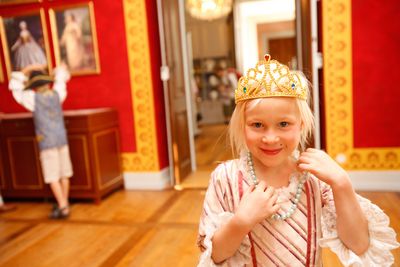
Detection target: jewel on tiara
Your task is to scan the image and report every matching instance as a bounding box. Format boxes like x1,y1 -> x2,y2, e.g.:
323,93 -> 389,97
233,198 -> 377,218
234,54 -> 308,103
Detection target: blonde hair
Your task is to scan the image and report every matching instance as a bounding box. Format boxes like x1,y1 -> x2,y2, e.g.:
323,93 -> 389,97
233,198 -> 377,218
228,72 -> 315,157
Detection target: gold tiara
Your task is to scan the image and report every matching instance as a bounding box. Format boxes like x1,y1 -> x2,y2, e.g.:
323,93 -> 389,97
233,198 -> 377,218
235,54 -> 307,103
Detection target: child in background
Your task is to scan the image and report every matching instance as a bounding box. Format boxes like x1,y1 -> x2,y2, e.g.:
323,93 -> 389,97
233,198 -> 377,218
213,66 -> 237,124
197,55 -> 399,266
9,64 -> 73,219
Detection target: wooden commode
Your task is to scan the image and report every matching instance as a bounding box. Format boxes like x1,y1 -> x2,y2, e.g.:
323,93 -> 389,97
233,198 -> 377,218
0,108 -> 123,203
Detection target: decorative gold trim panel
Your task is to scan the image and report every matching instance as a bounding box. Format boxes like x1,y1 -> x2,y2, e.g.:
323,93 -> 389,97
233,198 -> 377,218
323,0 -> 400,170
121,0 -> 159,172
0,57 -> 3,83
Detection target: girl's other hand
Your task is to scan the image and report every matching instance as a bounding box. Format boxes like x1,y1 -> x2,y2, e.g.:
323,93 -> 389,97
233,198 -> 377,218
298,148 -> 350,188
234,181 -> 280,229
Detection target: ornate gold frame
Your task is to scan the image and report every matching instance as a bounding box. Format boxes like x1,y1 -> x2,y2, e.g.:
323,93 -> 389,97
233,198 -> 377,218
323,0 -> 400,170
49,1 -> 100,76
121,0 -> 159,172
0,59 -> 3,83
0,8 -> 52,78
0,0 -> 40,6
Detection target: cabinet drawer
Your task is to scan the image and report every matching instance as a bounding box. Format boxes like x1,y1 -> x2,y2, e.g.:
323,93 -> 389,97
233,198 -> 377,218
64,108 -> 118,132
1,119 -> 35,135
64,117 -> 89,132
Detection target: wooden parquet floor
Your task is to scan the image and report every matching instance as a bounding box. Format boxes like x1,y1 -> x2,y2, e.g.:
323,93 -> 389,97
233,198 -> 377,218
0,189 -> 203,267
1,124 -> 399,266
1,189 -> 399,266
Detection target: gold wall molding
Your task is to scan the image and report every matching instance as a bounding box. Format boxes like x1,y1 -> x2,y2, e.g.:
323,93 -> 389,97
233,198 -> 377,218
121,0 -> 159,172
323,0 -> 400,170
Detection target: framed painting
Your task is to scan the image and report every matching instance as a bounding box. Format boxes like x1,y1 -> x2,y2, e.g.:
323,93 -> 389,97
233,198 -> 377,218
0,0 -> 40,6
49,2 -> 100,76
0,9 -> 52,78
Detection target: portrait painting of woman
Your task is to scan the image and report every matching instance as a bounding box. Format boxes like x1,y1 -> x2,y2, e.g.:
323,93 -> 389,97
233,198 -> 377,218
0,9 -> 51,77
49,2 -> 100,75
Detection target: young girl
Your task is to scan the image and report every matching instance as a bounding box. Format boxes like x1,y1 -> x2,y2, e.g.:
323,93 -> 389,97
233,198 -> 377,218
197,55 -> 399,266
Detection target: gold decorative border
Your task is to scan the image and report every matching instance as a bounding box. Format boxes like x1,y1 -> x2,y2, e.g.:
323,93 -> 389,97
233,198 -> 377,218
323,0 -> 400,170
121,0 -> 159,172
0,57 -> 3,83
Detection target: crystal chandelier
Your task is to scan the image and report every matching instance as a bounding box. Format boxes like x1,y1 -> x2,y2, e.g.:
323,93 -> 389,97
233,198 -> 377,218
186,0 -> 233,21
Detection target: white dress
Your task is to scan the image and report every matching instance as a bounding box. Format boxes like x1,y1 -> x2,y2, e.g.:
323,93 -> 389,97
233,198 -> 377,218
11,29 -> 47,71
197,155 -> 399,266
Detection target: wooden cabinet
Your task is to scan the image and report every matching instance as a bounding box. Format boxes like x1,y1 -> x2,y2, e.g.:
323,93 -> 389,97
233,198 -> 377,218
0,108 -> 123,203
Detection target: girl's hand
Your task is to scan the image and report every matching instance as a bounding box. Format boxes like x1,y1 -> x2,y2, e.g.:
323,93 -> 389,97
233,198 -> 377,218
298,148 -> 350,188
234,181 -> 280,229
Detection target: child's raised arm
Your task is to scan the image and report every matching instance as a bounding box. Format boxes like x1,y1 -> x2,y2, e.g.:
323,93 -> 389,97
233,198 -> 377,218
298,148 -> 370,254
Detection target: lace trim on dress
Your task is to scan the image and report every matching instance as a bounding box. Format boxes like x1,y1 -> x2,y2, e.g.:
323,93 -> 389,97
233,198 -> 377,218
319,194 -> 400,267
198,212 -> 252,267
274,175 -> 298,204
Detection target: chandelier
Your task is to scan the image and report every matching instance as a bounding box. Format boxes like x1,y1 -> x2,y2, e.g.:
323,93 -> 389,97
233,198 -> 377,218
186,0 -> 233,21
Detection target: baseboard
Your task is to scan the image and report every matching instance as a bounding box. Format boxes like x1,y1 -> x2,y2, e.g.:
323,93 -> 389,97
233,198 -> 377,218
348,171 -> 400,191
123,167 -> 172,190
122,169 -> 400,191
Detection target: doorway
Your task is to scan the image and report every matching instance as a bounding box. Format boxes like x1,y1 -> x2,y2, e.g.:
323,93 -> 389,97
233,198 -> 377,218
178,0 -> 306,188
159,0 -> 316,188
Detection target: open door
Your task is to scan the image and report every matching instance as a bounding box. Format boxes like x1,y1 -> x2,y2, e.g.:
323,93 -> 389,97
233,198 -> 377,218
157,0 -> 192,185
296,0 -> 321,149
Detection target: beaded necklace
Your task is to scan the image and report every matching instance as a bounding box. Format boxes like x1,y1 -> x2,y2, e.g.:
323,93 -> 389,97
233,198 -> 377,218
246,151 -> 307,220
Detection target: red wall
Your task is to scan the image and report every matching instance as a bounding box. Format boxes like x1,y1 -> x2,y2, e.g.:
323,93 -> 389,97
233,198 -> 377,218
352,0 -> 400,148
0,0 -> 169,169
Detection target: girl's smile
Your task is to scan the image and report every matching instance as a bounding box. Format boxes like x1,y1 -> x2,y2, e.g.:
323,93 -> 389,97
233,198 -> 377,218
260,147 -> 283,155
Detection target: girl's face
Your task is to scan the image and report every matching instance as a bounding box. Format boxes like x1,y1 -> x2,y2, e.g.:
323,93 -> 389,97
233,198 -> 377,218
19,21 -> 27,30
244,97 -> 302,169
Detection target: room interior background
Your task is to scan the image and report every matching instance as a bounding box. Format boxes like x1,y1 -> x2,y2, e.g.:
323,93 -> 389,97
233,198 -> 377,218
0,0 -> 399,195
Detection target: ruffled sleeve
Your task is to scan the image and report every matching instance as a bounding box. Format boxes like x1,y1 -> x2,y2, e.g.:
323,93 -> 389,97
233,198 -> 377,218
52,66 -> 71,103
319,183 -> 399,267
8,71 -> 35,111
197,162 -> 251,266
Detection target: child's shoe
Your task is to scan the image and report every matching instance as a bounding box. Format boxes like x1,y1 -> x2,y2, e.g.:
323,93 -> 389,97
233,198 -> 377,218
49,206 -> 69,219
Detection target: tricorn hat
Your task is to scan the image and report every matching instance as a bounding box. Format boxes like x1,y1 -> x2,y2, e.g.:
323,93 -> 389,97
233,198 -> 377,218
24,70 -> 53,90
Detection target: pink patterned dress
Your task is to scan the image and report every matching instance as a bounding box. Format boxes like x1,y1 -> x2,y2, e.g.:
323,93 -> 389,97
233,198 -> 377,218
197,155 -> 399,266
